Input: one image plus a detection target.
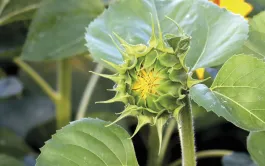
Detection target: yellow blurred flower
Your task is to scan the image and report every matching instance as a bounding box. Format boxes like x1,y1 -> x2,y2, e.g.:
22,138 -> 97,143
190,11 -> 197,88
195,0 -> 253,80
212,0 -> 253,17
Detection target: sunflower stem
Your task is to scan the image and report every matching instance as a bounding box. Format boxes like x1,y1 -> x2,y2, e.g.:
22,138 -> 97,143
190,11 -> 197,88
147,126 -> 160,166
177,95 -> 196,166
76,64 -> 104,120
55,58 -> 72,129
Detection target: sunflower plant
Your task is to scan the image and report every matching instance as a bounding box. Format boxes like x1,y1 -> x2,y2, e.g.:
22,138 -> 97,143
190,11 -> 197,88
35,0 -> 265,166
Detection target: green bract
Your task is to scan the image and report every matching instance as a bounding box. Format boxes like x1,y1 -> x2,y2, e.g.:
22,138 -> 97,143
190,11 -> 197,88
85,0 -> 248,151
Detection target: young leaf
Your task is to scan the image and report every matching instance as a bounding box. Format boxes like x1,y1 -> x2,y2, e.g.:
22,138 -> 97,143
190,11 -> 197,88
86,0 -> 248,71
36,118 -> 139,166
190,55 -> 265,131
21,0 -> 104,61
247,131 -> 265,166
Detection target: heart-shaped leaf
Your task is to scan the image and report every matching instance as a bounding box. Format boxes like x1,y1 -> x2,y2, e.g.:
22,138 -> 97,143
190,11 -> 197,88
36,118 -> 138,166
247,131 -> 265,166
86,0 -> 248,71
190,55 -> 265,131
21,0 -> 104,61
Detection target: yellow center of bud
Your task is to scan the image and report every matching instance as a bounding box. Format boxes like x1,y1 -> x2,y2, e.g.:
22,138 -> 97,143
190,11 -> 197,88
132,69 -> 161,99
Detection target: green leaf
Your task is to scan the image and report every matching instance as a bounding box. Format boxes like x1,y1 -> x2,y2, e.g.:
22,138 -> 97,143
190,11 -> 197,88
249,11 -> 265,33
0,22 -> 26,59
242,11 -> 265,58
242,31 -> 265,59
190,55 -> 265,131
0,154 -> 24,166
0,128 -> 32,158
184,1 -> 248,71
247,131 -> 265,166
86,0 -> 248,71
21,0 -> 104,61
0,0 -> 42,26
36,118 -> 139,166
222,152 -> 256,166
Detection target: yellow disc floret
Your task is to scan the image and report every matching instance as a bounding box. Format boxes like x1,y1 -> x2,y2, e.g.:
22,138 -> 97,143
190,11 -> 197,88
132,69 -> 161,99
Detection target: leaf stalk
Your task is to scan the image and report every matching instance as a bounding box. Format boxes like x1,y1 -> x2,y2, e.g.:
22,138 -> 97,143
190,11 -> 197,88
177,95 -> 196,166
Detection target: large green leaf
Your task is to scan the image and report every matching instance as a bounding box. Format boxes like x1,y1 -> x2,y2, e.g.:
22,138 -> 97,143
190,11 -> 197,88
36,118 -> 138,166
0,154 -> 23,166
0,0 -> 42,26
21,0 -> 104,61
190,55 -> 265,131
86,0 -> 248,71
247,131 -> 265,166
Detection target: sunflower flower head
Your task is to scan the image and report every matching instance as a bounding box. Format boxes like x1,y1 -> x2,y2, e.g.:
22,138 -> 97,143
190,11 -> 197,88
93,16 -> 190,152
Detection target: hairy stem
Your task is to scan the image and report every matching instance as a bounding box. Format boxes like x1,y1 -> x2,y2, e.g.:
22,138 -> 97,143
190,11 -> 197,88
157,119 -> 176,165
76,64 -> 104,120
147,126 -> 160,166
177,95 -> 196,166
169,150 -> 233,166
13,58 -> 57,102
56,58 -> 72,129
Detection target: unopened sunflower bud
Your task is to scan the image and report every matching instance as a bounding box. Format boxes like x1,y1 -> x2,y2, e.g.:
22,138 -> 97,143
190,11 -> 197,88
91,17 -> 191,152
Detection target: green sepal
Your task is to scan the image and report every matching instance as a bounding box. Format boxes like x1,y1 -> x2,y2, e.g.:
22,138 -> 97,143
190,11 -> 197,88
157,80 -> 182,97
155,94 -> 178,112
165,34 -> 182,52
178,36 -> 191,53
96,94 -> 131,104
105,105 -> 139,127
130,114 -> 154,138
89,71 -> 120,83
173,104 -> 185,120
187,74 -> 210,88
155,114 -> 168,154
158,52 -> 179,67
143,49 -> 158,69
168,68 -> 187,85
113,32 -> 150,58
